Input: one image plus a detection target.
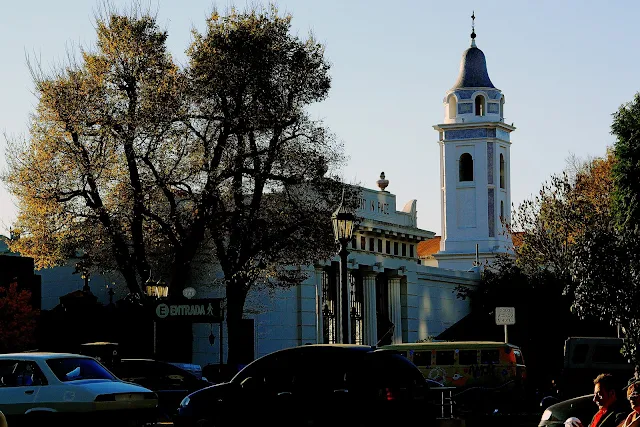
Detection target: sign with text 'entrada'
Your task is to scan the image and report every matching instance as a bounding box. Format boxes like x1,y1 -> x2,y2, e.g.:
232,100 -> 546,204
155,299 -> 222,322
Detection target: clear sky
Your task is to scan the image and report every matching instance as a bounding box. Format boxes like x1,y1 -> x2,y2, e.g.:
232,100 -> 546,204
0,0 -> 636,237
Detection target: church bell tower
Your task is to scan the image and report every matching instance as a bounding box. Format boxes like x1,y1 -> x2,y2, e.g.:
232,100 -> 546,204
433,13 -> 515,270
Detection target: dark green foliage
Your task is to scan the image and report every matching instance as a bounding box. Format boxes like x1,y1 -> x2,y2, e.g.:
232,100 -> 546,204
571,225 -> 640,362
612,93 -> 640,231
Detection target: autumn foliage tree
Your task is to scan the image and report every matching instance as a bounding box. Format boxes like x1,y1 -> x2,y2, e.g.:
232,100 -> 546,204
0,282 -> 39,352
511,151 -> 614,282
4,4 -> 352,364
6,6 -> 185,294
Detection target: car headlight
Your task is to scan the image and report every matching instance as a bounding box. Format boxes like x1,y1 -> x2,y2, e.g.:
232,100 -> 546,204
180,396 -> 190,407
541,409 -> 557,421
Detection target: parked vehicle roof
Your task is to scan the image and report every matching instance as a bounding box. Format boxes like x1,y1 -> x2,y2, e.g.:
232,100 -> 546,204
0,352 -> 93,360
381,341 -> 521,349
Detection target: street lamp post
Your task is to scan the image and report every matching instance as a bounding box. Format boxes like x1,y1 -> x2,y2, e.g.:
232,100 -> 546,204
331,193 -> 356,344
73,256 -> 91,293
146,278 -> 169,357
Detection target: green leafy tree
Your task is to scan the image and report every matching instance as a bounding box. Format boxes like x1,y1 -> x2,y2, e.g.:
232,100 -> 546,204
612,93 -> 640,231
571,226 -> 640,362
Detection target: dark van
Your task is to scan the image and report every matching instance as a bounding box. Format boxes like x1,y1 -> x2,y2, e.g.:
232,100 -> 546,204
560,337 -> 634,398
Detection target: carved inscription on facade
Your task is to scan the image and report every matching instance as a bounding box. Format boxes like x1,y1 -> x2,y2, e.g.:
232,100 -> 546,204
358,197 -> 390,215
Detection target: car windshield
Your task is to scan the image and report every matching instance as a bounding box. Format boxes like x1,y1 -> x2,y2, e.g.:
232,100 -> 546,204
46,357 -> 116,382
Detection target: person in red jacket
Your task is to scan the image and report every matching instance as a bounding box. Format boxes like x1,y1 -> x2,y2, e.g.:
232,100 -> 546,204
589,373 -> 628,427
565,373 -> 627,427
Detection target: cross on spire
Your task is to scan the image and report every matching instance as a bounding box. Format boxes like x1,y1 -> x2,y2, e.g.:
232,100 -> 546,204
470,11 -> 477,47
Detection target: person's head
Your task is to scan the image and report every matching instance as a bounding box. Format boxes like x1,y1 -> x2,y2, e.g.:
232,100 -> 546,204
627,381 -> 640,412
593,373 -> 617,409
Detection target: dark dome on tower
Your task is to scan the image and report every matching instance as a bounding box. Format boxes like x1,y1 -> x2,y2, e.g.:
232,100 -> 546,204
451,46 -> 494,89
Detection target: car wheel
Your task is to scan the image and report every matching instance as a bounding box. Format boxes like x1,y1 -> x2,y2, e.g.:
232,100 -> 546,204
24,412 -> 54,427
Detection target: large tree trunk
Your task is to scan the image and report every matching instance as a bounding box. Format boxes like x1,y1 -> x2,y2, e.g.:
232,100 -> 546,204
168,215 -> 209,295
225,282 -> 249,368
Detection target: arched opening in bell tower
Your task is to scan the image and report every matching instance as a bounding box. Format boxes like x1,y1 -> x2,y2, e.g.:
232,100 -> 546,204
448,94 -> 457,119
459,153 -> 474,182
475,95 -> 485,116
500,154 -> 505,188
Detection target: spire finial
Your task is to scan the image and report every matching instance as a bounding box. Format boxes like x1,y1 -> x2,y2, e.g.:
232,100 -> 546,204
470,11 -> 477,47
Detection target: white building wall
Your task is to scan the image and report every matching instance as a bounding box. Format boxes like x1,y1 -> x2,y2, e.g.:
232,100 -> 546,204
297,275 -> 319,346
414,267 -> 476,339
191,265 -> 319,366
38,263 -> 127,310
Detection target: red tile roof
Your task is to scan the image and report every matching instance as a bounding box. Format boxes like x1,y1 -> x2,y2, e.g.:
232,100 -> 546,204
417,237 -> 441,258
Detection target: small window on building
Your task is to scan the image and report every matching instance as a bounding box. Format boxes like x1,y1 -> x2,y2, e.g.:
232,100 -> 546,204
500,201 -> 504,222
436,351 -> 455,365
351,236 -> 357,249
402,243 -> 407,257
386,241 -> 391,254
377,239 -> 383,253
360,236 -> 366,250
394,242 -> 399,255
500,153 -> 505,188
459,153 -> 473,182
475,95 -> 485,116
409,245 -> 414,258
369,238 -> 375,252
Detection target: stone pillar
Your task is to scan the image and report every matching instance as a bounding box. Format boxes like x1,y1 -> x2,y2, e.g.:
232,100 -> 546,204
362,272 -> 377,346
388,275 -> 403,344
